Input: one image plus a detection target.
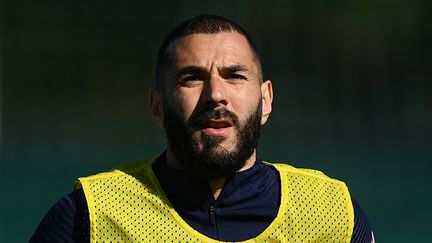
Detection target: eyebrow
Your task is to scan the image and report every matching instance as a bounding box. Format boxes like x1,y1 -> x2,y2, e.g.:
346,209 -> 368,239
220,64 -> 249,73
175,64 -> 250,79
174,66 -> 207,80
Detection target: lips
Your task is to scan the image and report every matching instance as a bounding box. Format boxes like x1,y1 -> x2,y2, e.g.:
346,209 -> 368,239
203,119 -> 233,128
200,119 -> 233,136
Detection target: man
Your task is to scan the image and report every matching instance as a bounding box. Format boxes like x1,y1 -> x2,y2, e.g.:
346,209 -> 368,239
31,14 -> 373,242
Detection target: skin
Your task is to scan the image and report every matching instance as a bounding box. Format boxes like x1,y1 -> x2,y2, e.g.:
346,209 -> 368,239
150,31 -> 273,199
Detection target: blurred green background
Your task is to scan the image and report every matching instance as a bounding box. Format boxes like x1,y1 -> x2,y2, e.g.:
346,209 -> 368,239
1,0 -> 431,242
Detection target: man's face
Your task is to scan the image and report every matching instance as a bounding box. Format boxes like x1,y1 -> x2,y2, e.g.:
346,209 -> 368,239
152,32 -> 272,177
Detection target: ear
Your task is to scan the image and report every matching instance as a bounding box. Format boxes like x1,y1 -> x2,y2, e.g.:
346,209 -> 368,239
260,80 -> 273,125
149,88 -> 164,128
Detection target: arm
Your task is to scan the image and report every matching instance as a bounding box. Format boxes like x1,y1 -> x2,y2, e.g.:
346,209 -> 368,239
351,199 -> 374,243
29,189 -> 89,243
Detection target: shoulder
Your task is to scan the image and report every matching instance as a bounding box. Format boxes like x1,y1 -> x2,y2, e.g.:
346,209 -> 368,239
74,159 -> 155,189
351,199 -> 374,243
266,162 -> 347,186
266,162 -> 373,243
29,189 -> 88,243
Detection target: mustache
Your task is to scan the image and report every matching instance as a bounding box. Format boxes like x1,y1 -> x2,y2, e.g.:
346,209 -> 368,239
188,108 -> 240,129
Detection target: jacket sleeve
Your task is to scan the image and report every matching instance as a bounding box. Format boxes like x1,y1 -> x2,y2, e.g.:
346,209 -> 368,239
29,189 -> 89,243
351,199 -> 373,243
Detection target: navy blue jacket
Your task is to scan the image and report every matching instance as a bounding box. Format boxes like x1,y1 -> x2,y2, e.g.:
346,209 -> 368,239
30,156 -> 372,242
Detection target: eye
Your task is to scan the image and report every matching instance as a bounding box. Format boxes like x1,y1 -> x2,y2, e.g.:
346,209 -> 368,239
178,76 -> 203,87
225,73 -> 247,83
229,74 -> 246,79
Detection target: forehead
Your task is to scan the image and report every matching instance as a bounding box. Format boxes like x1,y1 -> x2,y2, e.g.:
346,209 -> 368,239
169,32 -> 257,68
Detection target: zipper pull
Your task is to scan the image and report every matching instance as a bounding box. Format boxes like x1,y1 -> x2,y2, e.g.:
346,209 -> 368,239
209,205 -> 216,226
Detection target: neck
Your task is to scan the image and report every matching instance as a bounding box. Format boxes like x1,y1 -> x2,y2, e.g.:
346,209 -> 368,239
207,177 -> 226,199
165,148 -> 257,199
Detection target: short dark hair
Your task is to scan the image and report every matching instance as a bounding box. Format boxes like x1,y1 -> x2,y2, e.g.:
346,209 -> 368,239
155,14 -> 262,91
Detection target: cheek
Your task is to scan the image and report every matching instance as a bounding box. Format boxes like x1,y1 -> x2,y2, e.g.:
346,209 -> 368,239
170,89 -> 202,121
230,88 -> 261,116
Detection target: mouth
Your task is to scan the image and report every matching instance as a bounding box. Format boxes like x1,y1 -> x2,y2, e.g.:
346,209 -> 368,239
200,119 -> 233,137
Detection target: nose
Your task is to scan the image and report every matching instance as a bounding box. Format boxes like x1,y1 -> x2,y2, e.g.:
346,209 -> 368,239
202,74 -> 228,107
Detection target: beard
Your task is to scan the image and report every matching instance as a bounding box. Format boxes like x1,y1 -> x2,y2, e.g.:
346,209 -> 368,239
163,101 -> 262,178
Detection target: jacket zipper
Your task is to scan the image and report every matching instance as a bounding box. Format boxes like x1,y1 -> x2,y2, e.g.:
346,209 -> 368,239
209,205 -> 216,226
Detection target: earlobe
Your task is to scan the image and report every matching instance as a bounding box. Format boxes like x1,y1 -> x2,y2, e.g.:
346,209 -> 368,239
149,88 -> 164,127
260,80 -> 273,125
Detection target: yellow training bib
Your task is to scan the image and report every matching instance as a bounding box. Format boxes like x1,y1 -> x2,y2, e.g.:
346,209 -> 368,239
76,159 -> 354,242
